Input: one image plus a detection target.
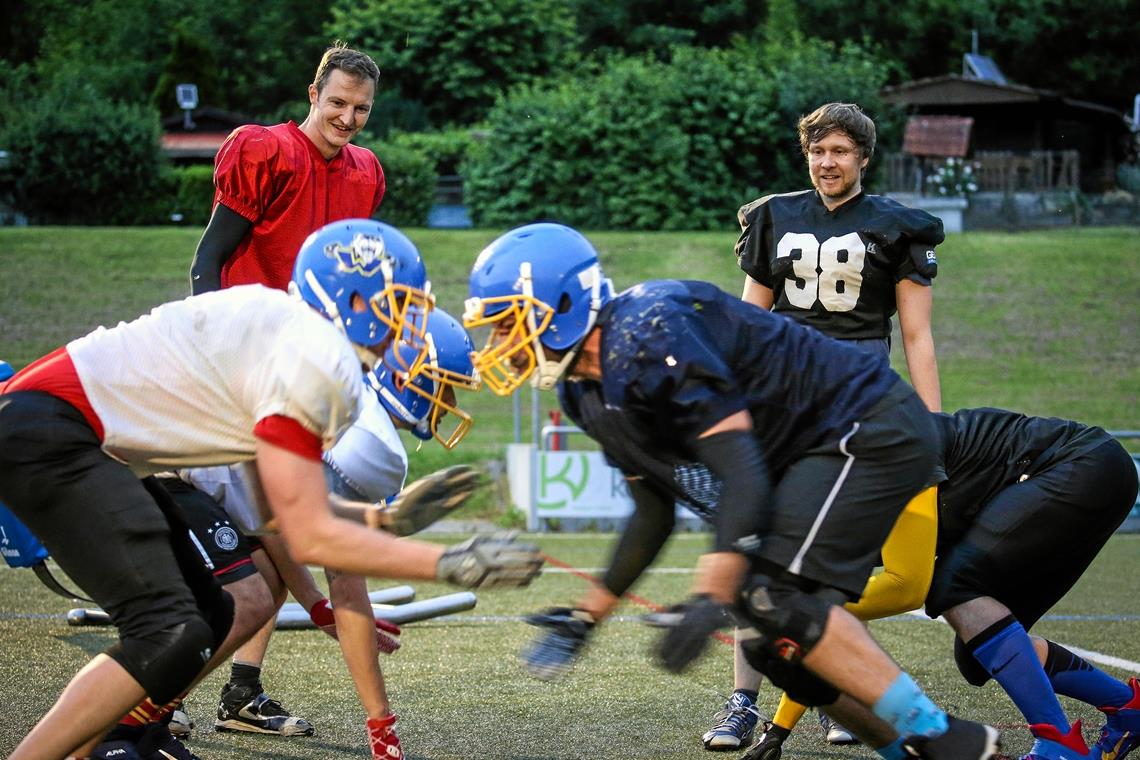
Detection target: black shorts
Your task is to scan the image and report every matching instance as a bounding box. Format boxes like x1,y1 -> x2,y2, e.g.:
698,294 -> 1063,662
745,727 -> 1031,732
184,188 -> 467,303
0,391 -> 224,639
925,437 -> 1138,622
756,382 -> 939,598
157,477 -> 259,585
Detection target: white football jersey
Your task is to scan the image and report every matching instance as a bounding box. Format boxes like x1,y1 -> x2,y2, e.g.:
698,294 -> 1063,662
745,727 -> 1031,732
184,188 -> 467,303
323,386 -> 408,502
67,285 -> 362,475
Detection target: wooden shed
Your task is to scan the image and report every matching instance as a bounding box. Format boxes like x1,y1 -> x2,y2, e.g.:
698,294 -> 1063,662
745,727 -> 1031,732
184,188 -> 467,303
881,74 -> 1131,192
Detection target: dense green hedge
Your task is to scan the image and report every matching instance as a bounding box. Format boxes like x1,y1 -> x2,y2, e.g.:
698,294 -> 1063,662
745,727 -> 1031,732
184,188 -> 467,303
170,165 -> 216,226
1,81 -> 169,225
360,139 -> 435,228
464,40 -> 893,230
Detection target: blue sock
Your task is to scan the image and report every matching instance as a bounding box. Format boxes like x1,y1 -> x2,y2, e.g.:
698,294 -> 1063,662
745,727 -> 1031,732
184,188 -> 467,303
876,736 -> 910,760
1044,640 -> 1134,708
970,620 -> 1068,731
872,672 -> 949,739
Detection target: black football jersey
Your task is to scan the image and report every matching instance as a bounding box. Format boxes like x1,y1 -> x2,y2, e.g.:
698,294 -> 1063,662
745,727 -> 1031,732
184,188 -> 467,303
560,280 -> 900,482
735,190 -> 943,340
933,407 -> 1112,549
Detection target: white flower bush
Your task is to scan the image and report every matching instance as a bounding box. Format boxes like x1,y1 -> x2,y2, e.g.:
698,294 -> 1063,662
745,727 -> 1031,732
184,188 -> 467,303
925,157 -> 980,198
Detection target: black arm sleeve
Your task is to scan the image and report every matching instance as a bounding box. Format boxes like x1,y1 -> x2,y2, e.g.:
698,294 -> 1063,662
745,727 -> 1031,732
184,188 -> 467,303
600,478 -> 676,597
189,203 -> 253,294
691,430 -> 771,553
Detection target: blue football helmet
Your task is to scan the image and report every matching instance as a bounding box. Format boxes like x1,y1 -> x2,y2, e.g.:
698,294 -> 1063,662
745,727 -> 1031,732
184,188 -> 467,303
290,219 -> 433,367
464,223 -> 613,395
368,309 -> 481,449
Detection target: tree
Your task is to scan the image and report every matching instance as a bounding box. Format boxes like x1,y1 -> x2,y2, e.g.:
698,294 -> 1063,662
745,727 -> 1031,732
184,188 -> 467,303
328,0 -> 581,129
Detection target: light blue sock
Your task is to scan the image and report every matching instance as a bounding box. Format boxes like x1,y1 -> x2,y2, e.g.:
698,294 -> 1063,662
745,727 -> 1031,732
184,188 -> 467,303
876,736 -> 911,760
873,672 -> 950,739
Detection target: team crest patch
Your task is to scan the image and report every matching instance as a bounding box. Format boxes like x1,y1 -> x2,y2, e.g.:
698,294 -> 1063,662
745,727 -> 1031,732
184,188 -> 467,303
327,233 -> 389,277
213,525 -> 240,552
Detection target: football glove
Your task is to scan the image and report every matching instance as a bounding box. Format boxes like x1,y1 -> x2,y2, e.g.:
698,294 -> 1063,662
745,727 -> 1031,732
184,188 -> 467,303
435,532 -> 544,588
521,607 -> 595,680
646,594 -> 733,673
308,598 -> 402,655
385,464 -> 481,537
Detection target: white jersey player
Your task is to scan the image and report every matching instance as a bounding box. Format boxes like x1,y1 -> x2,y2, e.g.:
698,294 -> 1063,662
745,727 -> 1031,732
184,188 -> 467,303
0,219 -> 540,760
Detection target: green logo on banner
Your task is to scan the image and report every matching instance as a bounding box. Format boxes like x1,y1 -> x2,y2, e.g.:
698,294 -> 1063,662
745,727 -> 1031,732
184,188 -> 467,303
536,453 -> 590,510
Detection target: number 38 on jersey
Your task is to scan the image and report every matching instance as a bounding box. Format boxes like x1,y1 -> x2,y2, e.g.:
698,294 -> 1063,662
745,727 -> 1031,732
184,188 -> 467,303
776,231 -> 866,313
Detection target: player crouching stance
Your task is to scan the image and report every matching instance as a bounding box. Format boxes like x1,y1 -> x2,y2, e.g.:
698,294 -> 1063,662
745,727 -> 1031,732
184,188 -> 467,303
464,222 -> 1001,760
0,219 -> 541,760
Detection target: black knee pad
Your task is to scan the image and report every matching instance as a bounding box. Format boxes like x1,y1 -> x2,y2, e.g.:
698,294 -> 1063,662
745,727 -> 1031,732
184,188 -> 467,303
737,573 -> 838,660
106,615 -> 216,704
953,635 -> 992,686
739,635 -> 840,707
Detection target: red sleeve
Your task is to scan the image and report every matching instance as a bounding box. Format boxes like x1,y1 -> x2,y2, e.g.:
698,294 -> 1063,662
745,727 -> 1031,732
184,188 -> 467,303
214,126 -> 280,223
254,414 -> 323,461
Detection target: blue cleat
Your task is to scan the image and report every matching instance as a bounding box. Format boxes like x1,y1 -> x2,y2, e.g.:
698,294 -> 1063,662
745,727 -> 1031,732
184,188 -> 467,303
702,692 -> 761,751
1021,721 -> 1091,760
1094,677 -> 1140,760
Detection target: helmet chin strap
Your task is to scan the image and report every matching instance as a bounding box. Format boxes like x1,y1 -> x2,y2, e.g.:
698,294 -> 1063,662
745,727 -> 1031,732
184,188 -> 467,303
526,263 -> 607,390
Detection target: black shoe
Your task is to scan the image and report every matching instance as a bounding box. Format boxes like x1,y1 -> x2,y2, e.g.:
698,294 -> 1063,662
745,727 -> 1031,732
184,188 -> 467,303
215,682 -> 314,736
743,723 -> 791,760
138,724 -> 201,760
904,716 -> 1002,760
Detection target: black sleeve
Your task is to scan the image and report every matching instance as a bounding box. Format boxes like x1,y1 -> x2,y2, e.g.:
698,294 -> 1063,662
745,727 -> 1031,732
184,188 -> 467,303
691,429 -> 771,553
734,196 -> 774,286
189,203 -> 253,294
600,478 -> 676,597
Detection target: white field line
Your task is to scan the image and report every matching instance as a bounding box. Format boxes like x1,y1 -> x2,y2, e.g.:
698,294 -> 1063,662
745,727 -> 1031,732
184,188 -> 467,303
904,609 -> 1140,673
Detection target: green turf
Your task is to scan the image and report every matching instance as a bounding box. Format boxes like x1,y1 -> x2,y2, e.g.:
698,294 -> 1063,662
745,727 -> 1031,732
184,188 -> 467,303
1,533 -> 1137,758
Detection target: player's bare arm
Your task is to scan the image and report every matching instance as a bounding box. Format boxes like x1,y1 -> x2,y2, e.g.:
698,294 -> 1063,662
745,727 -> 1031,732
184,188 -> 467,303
255,439 -> 445,579
895,278 -> 941,412
741,275 -> 775,310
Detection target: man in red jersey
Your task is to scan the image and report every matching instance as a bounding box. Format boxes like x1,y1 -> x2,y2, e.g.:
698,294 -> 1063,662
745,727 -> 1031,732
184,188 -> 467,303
189,42 -> 386,293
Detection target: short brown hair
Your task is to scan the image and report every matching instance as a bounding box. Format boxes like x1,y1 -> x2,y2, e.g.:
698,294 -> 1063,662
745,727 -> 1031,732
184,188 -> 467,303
798,102 -> 876,161
312,42 -> 380,93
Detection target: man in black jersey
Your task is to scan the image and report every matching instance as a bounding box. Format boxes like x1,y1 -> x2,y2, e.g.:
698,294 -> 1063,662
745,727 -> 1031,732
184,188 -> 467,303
923,408 -> 1139,760
463,222 -> 1002,760
735,102 -> 943,409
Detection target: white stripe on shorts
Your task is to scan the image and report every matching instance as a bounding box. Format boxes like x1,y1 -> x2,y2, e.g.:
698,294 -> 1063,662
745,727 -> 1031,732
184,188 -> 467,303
187,528 -> 215,571
788,421 -> 860,575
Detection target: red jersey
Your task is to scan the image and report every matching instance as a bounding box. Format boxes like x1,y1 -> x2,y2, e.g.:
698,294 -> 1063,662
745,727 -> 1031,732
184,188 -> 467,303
214,121 -> 386,291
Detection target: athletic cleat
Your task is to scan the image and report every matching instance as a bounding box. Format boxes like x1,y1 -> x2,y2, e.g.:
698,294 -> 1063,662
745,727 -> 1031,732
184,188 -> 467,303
167,709 -> 194,739
367,713 -> 403,760
215,682 -> 314,736
702,692 -> 762,751
138,723 -> 202,760
742,723 -> 790,760
819,711 -> 859,745
903,715 -> 1002,760
1019,721 -> 1091,759
1094,677 -> 1140,760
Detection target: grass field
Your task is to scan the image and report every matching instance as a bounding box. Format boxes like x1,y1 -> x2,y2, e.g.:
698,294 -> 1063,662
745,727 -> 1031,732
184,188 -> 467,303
1,533 -> 1139,758
0,225 -> 1138,756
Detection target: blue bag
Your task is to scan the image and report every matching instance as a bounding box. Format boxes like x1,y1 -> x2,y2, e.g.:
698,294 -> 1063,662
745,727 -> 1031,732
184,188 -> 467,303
0,501 -> 49,568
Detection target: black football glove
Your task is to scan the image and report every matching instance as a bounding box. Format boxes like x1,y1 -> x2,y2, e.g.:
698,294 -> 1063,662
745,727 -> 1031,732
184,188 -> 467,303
521,607 -> 596,680
647,594 -> 733,673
